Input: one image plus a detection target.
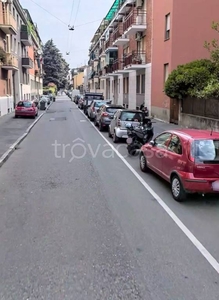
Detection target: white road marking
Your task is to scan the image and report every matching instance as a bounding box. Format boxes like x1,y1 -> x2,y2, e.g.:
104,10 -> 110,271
79,120 -> 87,122
77,107 -> 219,274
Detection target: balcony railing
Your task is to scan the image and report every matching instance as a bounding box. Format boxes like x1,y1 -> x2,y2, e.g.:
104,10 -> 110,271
105,37 -> 113,49
112,59 -> 123,72
124,51 -> 146,66
22,57 -> 33,69
0,12 -> 17,34
123,9 -> 146,32
2,53 -> 18,70
112,23 -> 123,41
105,65 -> 113,74
20,29 -> 32,46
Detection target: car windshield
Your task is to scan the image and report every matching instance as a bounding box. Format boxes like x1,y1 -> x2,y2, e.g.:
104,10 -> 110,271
120,111 -> 143,122
85,95 -> 103,100
191,139 -> 219,161
95,102 -> 105,107
106,107 -> 122,113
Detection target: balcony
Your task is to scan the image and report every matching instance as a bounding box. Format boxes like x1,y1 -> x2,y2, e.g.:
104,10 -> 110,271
112,23 -> 123,42
105,37 -> 117,54
1,53 -> 18,70
99,45 -> 106,57
0,12 -> 17,35
105,65 -> 113,74
112,59 -> 123,72
20,26 -> 32,46
22,57 -> 33,69
123,51 -> 146,69
123,9 -> 146,35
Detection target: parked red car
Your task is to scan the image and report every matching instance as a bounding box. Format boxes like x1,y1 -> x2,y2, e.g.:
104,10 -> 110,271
15,101 -> 38,118
139,129 -> 219,201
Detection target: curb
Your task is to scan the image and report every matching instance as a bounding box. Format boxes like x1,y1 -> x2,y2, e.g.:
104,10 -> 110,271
0,102 -> 53,168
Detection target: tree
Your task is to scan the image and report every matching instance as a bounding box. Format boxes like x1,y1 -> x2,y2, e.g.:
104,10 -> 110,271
164,59 -> 216,99
42,39 -> 69,89
204,21 -> 219,69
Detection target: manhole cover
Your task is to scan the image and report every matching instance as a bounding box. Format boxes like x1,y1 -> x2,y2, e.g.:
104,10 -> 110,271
49,117 -> 67,121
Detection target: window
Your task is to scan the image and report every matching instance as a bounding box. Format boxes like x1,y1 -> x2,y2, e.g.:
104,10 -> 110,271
164,63 -> 169,83
141,74 -> 145,93
191,140 -> 219,162
154,132 -> 172,149
106,107 -> 121,113
136,75 -> 140,93
120,111 -> 143,122
168,135 -> 182,154
13,7 -> 15,18
14,38 -> 16,53
165,13 -> 170,40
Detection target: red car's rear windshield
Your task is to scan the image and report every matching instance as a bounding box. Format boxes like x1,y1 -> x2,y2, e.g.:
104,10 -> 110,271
17,101 -> 32,107
191,139 -> 219,162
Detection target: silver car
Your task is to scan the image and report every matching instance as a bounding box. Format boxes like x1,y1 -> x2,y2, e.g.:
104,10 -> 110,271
109,109 -> 144,143
94,104 -> 124,131
87,100 -> 106,121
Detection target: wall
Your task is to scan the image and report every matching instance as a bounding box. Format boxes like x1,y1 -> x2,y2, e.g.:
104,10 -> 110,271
151,0 -> 219,122
171,0 -> 219,69
0,96 -> 13,116
28,45 -> 34,76
180,114 -> 219,131
151,0 -> 173,121
73,72 -> 84,89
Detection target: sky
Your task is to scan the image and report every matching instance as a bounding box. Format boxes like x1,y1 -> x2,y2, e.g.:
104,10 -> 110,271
20,0 -> 113,69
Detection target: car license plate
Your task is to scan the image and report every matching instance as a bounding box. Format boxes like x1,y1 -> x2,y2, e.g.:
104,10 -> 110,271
212,180 -> 219,191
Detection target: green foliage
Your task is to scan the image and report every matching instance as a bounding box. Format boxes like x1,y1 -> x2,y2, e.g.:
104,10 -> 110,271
164,59 -> 216,99
0,47 -> 6,63
165,22 -> 219,100
196,78 -> 219,99
204,21 -> 219,68
43,39 -> 69,89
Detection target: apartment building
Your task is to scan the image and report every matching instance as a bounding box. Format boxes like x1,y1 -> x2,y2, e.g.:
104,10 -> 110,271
151,0 -> 219,123
23,9 -> 43,100
0,0 -> 43,117
88,0 -> 152,109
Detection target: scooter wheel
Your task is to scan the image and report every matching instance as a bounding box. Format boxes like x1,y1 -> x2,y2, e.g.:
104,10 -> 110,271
127,145 -> 139,156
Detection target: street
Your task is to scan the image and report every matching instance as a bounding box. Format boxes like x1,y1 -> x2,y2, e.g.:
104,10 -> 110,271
0,95 -> 218,299
0,110 -> 44,157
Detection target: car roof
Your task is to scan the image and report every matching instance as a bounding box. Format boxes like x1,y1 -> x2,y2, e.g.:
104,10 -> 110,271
105,104 -> 124,107
163,129 -> 219,139
85,92 -> 103,95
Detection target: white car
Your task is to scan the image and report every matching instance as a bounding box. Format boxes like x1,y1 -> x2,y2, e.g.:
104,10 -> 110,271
109,109 -> 144,143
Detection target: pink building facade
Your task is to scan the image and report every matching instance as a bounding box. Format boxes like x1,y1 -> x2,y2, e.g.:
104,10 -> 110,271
151,0 -> 219,123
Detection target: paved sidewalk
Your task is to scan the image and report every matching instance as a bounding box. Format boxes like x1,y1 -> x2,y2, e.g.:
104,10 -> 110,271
0,111 -> 43,157
154,119 -> 181,135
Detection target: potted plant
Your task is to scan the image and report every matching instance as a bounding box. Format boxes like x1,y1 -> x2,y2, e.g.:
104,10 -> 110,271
0,47 -> 6,64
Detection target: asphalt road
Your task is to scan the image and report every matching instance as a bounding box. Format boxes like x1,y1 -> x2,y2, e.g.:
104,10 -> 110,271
0,96 -> 218,299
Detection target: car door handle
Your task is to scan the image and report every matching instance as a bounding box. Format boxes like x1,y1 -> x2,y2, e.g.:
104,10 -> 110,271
157,153 -> 164,157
